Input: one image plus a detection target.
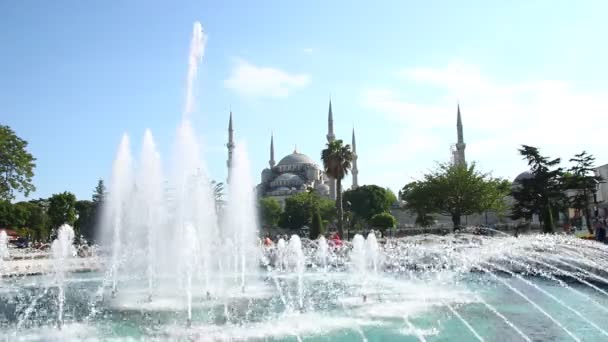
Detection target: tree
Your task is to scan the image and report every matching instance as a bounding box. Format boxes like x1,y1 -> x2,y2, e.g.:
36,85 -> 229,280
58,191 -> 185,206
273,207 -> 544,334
401,181 -> 436,227
25,201 -> 49,241
321,139 -> 353,238
317,197 -> 336,222
511,145 -> 564,233
12,201 -> 49,241
564,151 -> 603,233
0,125 -> 36,200
48,192 -> 77,232
279,194 -> 311,229
309,207 -> 325,239
370,212 -> 396,232
403,163 -> 509,230
75,200 -> 95,242
0,200 -> 13,227
343,185 -> 395,221
92,179 -> 106,204
259,197 -> 282,227
278,191 -> 335,229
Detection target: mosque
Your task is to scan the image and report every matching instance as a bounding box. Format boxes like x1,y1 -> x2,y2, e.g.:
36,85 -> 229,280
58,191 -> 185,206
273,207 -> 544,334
226,100 -> 359,204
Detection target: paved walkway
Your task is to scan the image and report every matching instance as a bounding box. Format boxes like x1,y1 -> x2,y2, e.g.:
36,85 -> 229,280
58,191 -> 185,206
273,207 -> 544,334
0,256 -> 103,277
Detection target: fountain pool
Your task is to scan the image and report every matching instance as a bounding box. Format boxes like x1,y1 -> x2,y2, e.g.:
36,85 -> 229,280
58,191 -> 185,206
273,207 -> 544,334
2,233 -> 608,341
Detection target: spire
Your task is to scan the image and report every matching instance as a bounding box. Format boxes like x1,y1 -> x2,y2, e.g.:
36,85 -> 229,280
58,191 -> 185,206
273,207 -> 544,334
351,127 -> 359,189
326,98 -> 335,143
457,104 -> 463,144
269,132 -> 275,168
455,104 -> 466,166
226,111 -> 235,183
228,111 -> 234,143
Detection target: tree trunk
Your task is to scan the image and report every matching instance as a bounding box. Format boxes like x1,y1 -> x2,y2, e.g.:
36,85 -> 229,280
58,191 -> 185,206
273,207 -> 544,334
451,214 -> 461,232
336,180 -> 344,239
542,204 -> 554,234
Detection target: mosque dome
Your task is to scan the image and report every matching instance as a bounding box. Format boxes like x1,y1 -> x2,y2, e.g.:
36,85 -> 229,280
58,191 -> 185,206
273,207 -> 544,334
513,171 -> 533,184
315,183 -> 330,195
275,173 -> 303,183
277,152 -> 316,167
512,171 -> 533,191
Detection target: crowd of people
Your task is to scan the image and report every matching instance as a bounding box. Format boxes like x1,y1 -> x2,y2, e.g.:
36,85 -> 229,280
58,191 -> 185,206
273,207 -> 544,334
262,232 -> 344,248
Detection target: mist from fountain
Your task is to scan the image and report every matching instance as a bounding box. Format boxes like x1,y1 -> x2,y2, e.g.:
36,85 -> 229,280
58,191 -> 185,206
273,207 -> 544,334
316,236 -> 329,272
366,232 -> 379,273
288,235 -> 305,310
0,230 -> 8,275
351,234 -> 366,276
99,133 -> 133,296
51,224 -> 75,329
223,142 -> 259,293
182,223 -> 198,327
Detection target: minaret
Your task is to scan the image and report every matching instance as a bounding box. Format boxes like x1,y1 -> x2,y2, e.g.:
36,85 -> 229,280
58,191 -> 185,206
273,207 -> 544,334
455,104 -> 466,166
326,99 -> 337,199
326,99 -> 335,143
351,127 -> 359,189
269,132 -> 276,168
226,111 -> 235,183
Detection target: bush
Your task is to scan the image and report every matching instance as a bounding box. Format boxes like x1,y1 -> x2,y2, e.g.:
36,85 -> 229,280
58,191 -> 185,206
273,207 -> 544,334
370,212 -> 396,232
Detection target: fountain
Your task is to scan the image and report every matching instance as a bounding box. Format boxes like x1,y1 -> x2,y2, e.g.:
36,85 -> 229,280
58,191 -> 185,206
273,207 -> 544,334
50,224 -> 75,329
0,230 -> 8,278
316,236 -> 329,272
288,235 -> 305,310
3,20 -> 608,341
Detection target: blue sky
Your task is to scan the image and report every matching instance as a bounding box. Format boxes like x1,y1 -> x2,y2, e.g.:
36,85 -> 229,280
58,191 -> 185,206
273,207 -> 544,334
2,1 -> 608,201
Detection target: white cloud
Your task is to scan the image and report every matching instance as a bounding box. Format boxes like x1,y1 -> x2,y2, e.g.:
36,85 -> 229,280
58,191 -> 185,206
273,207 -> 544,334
224,59 -> 311,98
361,61 -> 608,192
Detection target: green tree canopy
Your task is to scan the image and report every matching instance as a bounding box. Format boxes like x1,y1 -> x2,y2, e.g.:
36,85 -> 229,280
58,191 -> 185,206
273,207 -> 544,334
370,212 -> 396,232
0,200 -> 13,227
563,151 -> 603,233
278,191 -> 336,229
511,145 -> 564,233
401,181 -> 436,227
259,197 -> 282,227
403,163 -> 510,230
0,125 -> 36,200
75,200 -> 95,242
92,179 -> 106,204
321,139 -> 353,238
343,185 -> 395,221
48,191 -> 77,231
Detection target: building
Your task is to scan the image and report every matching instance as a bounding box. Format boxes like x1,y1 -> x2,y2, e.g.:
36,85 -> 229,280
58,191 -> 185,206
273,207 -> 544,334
594,163 -> 608,217
226,99 -> 359,205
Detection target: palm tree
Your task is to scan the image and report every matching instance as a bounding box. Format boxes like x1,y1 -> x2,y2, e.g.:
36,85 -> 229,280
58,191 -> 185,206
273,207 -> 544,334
321,139 -> 353,239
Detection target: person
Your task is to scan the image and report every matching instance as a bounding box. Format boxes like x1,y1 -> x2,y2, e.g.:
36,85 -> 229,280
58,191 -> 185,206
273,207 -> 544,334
264,236 -> 273,247
599,219 -> 607,243
330,232 -> 342,247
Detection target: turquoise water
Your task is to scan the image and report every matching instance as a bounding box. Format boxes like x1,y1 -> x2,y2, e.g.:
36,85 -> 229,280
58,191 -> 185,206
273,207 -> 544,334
2,269 -> 608,341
